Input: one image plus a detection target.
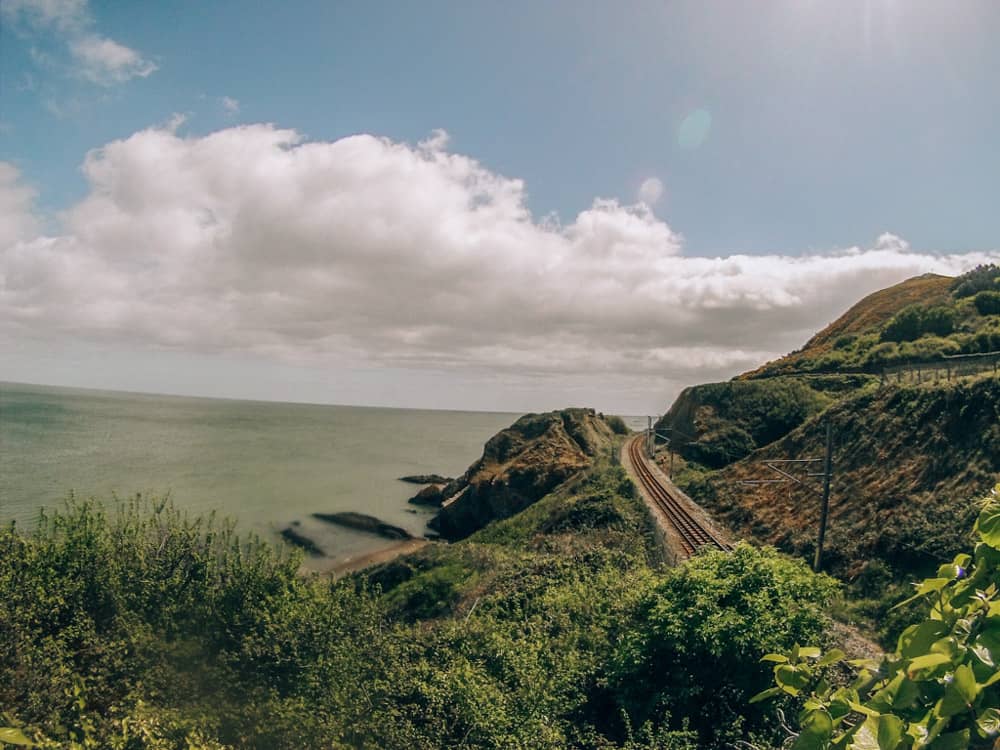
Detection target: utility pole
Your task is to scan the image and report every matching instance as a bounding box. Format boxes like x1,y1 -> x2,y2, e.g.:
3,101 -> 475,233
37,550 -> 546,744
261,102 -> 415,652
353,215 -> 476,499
647,416 -> 653,458
740,421 -> 835,572
814,421 -> 833,572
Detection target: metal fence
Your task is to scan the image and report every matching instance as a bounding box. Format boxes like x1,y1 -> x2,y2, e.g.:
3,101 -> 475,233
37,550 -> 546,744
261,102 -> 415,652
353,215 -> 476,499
880,350 -> 1000,385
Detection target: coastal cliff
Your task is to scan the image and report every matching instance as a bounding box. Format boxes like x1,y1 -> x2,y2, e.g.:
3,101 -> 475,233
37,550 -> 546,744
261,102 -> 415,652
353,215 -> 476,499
429,408 -> 622,540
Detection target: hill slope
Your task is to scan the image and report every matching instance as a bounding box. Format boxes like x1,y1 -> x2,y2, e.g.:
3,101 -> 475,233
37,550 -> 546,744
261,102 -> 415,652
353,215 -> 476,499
680,375 -> 1000,577
660,267 -> 1000,578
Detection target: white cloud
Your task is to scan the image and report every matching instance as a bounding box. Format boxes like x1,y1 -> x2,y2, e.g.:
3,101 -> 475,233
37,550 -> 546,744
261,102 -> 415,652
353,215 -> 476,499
70,34 -> 157,84
3,0 -> 156,86
637,176 -> 664,205
221,96 -> 240,115
0,163 -> 41,250
1,125 -> 997,409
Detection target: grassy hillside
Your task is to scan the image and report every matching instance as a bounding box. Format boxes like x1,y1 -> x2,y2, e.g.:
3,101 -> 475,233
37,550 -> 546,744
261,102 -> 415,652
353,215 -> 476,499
675,375 -> 1000,579
741,266 -> 1000,378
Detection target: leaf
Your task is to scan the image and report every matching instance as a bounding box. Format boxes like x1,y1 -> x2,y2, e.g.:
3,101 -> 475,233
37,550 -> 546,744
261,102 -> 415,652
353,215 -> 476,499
876,714 -> 905,750
761,653 -> 790,665
791,709 -> 833,750
870,673 -> 919,713
976,504 -> 1000,549
749,686 -> 782,704
898,621 -> 949,659
937,664 -> 980,718
776,664 -> 812,696
818,649 -> 847,667
978,707 -> 1000,737
906,652 -> 953,677
0,728 -> 36,747
800,646 -> 822,659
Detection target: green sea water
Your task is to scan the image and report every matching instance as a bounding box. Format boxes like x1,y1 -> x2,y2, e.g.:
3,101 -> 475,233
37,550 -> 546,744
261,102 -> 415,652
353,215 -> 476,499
0,381 -> 516,568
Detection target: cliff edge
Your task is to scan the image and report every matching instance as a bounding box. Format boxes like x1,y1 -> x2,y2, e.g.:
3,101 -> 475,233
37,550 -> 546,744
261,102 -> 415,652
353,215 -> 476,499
429,408 -> 621,540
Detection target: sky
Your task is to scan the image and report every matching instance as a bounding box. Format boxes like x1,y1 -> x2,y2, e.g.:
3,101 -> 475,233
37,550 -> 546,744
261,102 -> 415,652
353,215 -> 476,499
1,0 -> 999,414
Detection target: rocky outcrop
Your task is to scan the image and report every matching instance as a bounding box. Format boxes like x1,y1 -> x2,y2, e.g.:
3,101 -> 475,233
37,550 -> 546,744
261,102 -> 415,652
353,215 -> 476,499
429,408 -> 618,540
312,512 -> 412,540
407,484 -> 447,507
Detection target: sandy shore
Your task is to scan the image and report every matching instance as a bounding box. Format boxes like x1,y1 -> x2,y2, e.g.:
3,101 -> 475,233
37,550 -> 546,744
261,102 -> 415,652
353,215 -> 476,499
325,538 -> 431,576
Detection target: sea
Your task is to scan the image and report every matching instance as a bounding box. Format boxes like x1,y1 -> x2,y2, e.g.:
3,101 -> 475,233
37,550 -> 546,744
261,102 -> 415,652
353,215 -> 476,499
0,381 -> 520,569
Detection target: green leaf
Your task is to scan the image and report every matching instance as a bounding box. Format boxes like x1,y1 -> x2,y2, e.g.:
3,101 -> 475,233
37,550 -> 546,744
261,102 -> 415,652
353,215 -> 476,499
799,646 -> 822,659
977,707 -> 1000,737
898,621 -> 948,659
776,664 -> 812,696
976,504 -> 1000,549
817,649 -> 846,667
749,686 -> 782,704
906,652 -> 952,677
936,664 -> 979,717
762,653 -> 789,663
0,728 -> 36,747
876,714 -> 905,750
791,709 -> 833,750
870,673 -> 919,713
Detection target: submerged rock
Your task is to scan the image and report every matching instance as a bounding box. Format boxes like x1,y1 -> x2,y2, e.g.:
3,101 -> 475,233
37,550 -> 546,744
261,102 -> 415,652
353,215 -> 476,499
399,474 -> 453,485
312,511 -> 412,540
280,526 -> 325,557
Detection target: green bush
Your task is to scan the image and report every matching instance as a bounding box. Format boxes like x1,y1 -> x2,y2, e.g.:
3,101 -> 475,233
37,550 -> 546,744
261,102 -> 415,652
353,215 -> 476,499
973,290 -> 1000,316
609,545 -> 838,749
882,305 -> 955,343
951,264 -> 1000,298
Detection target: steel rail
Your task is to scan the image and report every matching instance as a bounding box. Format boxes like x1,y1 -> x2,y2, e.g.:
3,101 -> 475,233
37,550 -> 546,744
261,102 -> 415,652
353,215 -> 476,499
627,435 -> 731,557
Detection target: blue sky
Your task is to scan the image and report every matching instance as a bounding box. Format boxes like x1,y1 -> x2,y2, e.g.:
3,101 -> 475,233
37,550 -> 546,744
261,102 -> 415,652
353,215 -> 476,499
1,0 -> 999,412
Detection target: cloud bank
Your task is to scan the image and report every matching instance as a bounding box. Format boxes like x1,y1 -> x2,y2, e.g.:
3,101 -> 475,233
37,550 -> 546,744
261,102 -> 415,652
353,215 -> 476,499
1,124 -> 997,408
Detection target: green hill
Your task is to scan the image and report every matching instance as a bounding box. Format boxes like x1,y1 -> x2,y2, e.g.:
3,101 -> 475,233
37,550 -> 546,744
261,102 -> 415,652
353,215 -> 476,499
741,266 -> 1000,377
661,266 -> 1000,584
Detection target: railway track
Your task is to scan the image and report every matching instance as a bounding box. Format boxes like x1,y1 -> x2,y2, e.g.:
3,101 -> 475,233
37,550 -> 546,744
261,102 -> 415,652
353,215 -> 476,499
626,435 -> 731,557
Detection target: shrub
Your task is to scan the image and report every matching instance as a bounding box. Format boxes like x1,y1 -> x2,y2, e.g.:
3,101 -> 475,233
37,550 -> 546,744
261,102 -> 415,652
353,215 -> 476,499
609,545 -> 838,749
974,290 -> 1000,316
882,305 -> 955,343
951,264 -> 1000,298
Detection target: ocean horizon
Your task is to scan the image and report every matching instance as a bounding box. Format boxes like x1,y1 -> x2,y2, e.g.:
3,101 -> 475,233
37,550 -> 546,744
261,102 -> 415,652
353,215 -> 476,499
0,380 -> 523,568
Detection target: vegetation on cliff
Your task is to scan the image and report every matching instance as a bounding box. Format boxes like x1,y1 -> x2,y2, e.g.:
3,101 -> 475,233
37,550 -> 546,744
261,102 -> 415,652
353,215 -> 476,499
742,267 -> 1000,378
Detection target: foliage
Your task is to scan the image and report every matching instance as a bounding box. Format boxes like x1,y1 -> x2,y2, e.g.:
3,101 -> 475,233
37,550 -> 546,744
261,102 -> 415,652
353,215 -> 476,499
754,485 -> 1000,749
609,544 -> 839,749
660,377 -> 846,469
952,265 -> 1000,299
973,291 -> 1000,317
605,414 -> 631,435
881,305 -> 955,343
0,463 -> 845,749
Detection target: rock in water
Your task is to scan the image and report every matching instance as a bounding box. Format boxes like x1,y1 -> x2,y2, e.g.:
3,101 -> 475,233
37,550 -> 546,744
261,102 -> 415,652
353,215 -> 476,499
407,484 -> 446,507
399,474 -> 453,485
311,511 -> 412,540
280,526 -> 325,556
